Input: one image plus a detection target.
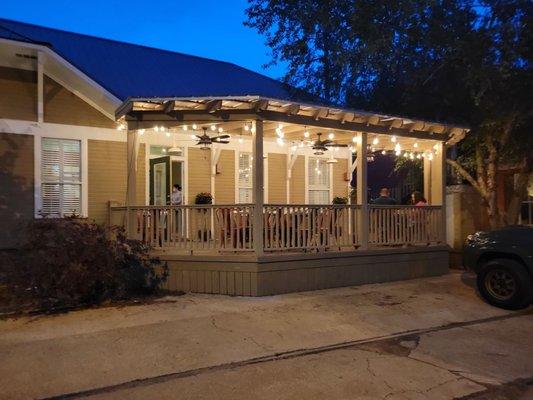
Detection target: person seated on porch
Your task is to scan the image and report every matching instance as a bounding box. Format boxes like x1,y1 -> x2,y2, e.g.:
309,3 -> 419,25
372,188 -> 397,205
411,191 -> 428,206
171,184 -> 182,205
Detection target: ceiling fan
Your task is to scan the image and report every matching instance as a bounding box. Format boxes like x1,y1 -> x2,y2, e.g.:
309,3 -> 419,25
310,132 -> 348,155
195,127 -> 230,149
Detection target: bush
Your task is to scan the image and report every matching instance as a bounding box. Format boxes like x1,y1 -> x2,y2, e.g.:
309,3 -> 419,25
2,217 -> 168,312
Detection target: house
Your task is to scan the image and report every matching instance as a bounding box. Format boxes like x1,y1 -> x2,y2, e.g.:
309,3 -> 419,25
0,18 -> 469,295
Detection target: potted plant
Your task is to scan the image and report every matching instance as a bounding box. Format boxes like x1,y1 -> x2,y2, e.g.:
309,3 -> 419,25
332,196 -> 348,205
194,192 -> 212,241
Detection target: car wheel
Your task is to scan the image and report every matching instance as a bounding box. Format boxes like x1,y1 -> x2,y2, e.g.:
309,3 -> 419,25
477,258 -> 533,310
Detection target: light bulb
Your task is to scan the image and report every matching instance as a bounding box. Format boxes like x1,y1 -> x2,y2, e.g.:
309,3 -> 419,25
394,143 -> 401,152
210,124 -> 216,131
428,153 -> 434,161
352,136 -> 358,143
416,153 -> 422,159
166,131 -> 170,137
183,125 -> 188,131
192,123 -> 198,130
328,132 -> 335,140
433,144 -> 439,150
381,150 -> 386,155
413,142 -> 418,148
391,135 -> 397,142
395,150 -> 401,156
276,137 -> 284,146
409,153 -> 414,160
372,137 -> 379,145
244,124 -> 250,131
299,142 -> 304,148
304,130 -> 310,138
238,137 -> 244,144
160,126 -> 165,132
218,127 -> 223,133
154,126 -> 159,132
138,129 -> 145,136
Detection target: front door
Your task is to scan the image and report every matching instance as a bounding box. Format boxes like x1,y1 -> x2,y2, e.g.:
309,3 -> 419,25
150,156 -> 170,205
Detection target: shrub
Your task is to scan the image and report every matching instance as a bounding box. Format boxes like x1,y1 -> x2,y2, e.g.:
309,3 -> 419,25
332,196 -> 348,205
2,217 -> 168,312
195,192 -> 213,204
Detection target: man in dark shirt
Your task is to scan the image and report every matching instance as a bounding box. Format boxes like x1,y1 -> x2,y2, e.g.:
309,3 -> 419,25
372,188 -> 397,205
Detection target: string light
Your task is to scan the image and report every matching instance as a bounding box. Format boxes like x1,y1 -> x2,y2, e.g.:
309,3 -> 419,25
210,124 -> 216,131
183,125 -> 188,131
428,153 -> 434,161
218,127 -> 224,133
138,129 -> 145,136
391,135 -> 397,142
166,131 -> 171,137
328,132 -> 335,140
372,137 -> 379,145
192,123 -> 198,130
304,128 -> 310,138
352,136 -> 358,143
160,126 -> 165,132
154,126 -> 160,132
116,123 -> 126,131
394,143 -> 401,152
381,150 -> 387,155
244,123 -> 250,131
413,142 -> 418,148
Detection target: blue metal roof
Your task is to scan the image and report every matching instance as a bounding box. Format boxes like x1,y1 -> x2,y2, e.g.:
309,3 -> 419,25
0,18 -> 297,102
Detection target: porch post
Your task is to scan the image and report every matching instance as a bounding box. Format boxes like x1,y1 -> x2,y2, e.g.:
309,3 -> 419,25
423,142 -> 446,242
356,132 -> 369,249
126,127 -> 139,236
252,120 -> 264,256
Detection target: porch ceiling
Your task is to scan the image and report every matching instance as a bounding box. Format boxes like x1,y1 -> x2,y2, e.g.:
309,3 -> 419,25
117,96 -> 469,145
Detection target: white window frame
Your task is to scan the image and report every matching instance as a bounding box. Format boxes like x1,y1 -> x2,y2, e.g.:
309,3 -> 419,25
33,128 -> 88,218
307,156 -> 331,205
237,151 -> 253,203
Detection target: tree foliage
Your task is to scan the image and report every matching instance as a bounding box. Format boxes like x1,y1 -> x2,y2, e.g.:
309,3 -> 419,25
246,0 -> 532,226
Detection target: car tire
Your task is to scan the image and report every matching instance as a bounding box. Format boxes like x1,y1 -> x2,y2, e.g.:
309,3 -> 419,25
477,258 -> 533,310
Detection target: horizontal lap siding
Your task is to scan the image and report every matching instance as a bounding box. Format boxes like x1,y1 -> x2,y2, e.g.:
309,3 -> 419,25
188,147 -> 211,204
0,67 -> 37,121
215,149 -> 235,204
88,140 -> 145,224
0,133 -> 34,248
268,153 -> 286,203
43,76 -> 115,129
290,156 -> 305,204
332,161 -> 348,199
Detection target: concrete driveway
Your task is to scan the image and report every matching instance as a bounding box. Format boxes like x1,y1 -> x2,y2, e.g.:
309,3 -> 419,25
0,272 -> 531,399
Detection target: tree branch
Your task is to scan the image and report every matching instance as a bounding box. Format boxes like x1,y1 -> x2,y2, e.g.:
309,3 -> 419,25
446,158 -> 484,197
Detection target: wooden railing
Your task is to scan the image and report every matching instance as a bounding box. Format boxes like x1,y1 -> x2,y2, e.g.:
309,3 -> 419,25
368,205 -> 444,246
263,204 -> 361,251
109,203 -> 444,253
109,204 -> 254,252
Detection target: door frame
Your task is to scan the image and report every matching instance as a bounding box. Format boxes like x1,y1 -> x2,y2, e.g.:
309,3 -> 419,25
147,151 -> 187,205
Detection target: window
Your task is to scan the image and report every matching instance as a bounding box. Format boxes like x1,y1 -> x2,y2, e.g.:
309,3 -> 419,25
41,138 -> 81,216
150,145 -> 183,157
308,157 -> 330,204
238,152 -> 253,203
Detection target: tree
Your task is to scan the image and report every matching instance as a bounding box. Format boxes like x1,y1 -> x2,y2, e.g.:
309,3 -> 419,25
245,0 -> 532,227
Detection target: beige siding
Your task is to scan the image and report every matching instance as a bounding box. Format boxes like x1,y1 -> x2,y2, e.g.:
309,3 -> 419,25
215,149 -> 235,204
0,133 -> 34,248
88,140 -> 145,224
44,76 -> 115,128
268,153 -> 287,203
0,67 -> 37,121
188,147 -> 211,204
290,156 -> 305,204
332,161 -> 348,199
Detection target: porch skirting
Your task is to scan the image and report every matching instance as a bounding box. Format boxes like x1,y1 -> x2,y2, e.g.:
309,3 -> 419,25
157,246 -> 449,296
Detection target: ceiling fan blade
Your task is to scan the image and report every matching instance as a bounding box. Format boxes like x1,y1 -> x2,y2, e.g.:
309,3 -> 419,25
212,134 -> 230,140
327,144 -> 348,147
216,140 -> 230,144
195,135 -> 203,139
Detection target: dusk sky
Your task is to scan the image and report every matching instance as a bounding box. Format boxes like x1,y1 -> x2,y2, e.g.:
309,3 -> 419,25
1,0 -> 286,79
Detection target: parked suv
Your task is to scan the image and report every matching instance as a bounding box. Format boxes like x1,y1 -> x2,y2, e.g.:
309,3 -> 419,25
463,225 -> 533,310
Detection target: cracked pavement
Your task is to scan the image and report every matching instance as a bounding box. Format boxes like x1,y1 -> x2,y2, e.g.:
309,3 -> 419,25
0,272 -> 532,399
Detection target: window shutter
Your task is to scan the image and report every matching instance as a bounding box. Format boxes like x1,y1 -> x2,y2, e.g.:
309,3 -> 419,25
41,138 -> 81,217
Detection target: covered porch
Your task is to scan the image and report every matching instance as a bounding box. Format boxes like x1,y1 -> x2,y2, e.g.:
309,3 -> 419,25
109,97 -> 466,295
